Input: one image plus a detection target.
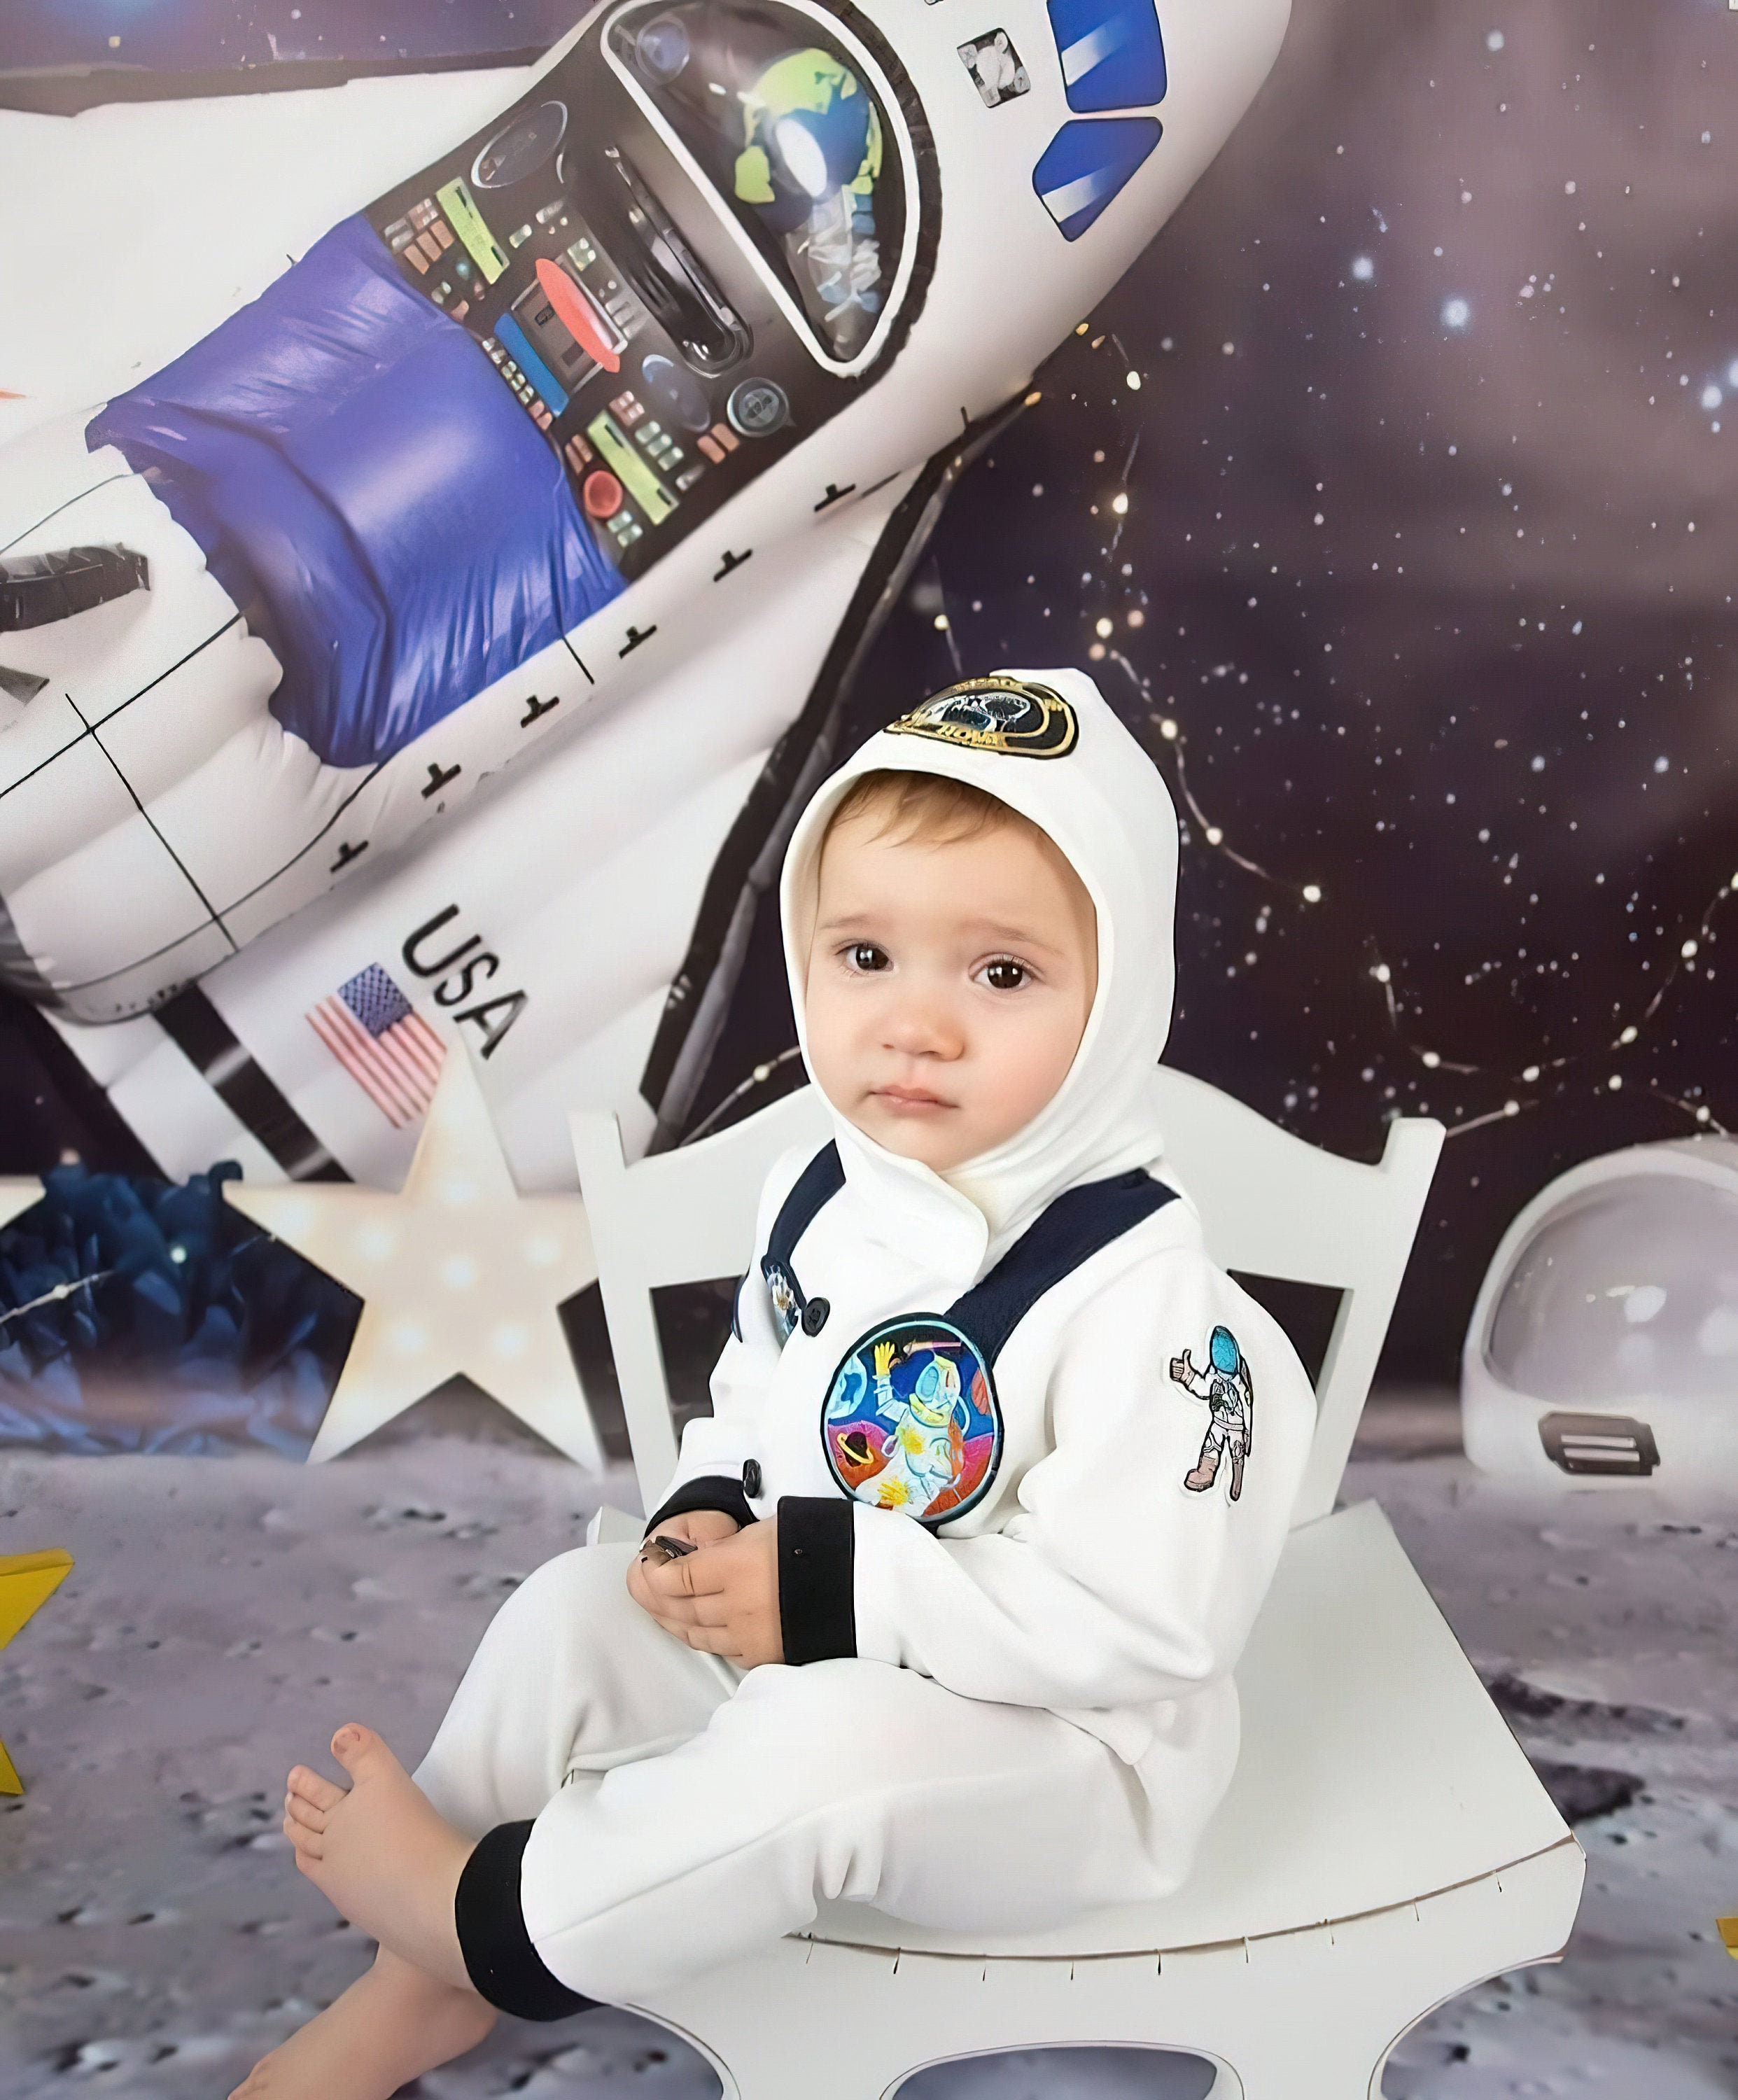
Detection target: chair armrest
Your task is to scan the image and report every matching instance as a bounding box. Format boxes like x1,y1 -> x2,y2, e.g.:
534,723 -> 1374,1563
585,1505 -> 645,1546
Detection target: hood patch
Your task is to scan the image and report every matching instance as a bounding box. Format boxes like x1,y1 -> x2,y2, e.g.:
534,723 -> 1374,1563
884,675 -> 1079,759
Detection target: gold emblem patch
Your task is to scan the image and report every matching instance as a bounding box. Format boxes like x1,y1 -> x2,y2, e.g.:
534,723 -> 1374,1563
885,676 -> 1079,760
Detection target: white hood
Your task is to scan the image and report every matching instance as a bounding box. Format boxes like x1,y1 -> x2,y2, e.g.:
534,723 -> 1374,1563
779,665 -> 1179,1257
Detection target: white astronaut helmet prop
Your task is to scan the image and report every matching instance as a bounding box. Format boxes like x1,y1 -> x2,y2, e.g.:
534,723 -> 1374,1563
1461,1135 -> 1738,1497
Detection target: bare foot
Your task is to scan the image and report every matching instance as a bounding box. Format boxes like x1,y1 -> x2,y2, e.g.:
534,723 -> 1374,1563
282,1724 -> 475,1987
227,1944 -> 496,2099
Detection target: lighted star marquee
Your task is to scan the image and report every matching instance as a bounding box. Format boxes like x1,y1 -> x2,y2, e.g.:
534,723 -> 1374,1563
225,1051 -> 601,1465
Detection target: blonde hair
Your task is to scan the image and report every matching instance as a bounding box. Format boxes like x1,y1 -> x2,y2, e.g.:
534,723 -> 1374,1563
823,768 -> 1028,850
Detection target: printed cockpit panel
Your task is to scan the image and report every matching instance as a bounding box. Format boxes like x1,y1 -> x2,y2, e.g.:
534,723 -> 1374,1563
367,0 -> 923,587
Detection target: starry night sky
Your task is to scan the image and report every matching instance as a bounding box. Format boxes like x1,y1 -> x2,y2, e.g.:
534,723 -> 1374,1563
3,0 -> 1735,1387
703,0 -> 1738,1377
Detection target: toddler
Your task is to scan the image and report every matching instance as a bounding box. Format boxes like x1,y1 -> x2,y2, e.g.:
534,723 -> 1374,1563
237,666 -> 1315,2099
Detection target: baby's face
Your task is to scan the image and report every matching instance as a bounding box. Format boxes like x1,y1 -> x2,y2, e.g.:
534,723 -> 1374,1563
804,807 -> 1098,1173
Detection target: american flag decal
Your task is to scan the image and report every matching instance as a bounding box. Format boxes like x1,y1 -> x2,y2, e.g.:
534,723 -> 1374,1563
307,965 -> 446,1127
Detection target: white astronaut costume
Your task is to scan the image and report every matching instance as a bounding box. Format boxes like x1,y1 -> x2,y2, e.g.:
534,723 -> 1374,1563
413,666 -> 1316,2019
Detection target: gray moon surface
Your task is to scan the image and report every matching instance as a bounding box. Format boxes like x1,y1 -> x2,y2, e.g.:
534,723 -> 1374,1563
1,1397 -> 1732,2097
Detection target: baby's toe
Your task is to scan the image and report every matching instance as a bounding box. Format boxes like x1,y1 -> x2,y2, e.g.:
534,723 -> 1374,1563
283,1809 -> 323,1859
283,1788 -> 326,1835
286,1762 -> 345,1812
329,1723 -> 407,1788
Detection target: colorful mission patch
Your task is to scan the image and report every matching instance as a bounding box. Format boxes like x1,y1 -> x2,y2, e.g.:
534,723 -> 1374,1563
822,1316 -> 1003,1523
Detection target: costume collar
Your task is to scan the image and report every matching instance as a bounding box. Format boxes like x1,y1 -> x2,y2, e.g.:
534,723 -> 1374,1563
829,1115 -> 990,1279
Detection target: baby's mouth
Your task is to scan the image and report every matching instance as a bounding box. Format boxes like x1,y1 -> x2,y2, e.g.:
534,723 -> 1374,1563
871,1085 -> 953,1112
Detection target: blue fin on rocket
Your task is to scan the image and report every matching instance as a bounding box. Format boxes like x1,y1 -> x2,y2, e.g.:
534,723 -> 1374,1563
1046,0 -> 1166,115
1032,118 -> 1163,241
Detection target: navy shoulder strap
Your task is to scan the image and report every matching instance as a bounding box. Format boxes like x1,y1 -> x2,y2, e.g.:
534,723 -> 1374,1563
948,1169 -> 1178,1367
763,1142 -> 844,1280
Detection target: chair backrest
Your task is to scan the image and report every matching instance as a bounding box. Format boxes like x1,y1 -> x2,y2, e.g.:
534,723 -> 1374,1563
572,1074 -> 1442,1527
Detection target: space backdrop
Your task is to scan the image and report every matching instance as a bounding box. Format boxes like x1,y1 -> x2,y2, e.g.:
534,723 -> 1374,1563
1,0 -> 1732,1436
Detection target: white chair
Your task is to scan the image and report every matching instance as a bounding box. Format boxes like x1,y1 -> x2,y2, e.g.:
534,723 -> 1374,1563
569,1076 -> 1584,2100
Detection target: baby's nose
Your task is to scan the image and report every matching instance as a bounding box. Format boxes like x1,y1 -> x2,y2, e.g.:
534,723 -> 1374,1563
885,1014 -> 963,1060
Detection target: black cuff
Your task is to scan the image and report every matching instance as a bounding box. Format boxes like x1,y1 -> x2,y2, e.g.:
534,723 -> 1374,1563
455,1821 -> 598,2022
777,1495 -> 857,1665
643,1472 -> 755,1536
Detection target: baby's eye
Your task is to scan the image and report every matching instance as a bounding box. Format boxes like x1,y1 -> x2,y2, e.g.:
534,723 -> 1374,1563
846,941 -> 890,972
980,957 -> 1030,991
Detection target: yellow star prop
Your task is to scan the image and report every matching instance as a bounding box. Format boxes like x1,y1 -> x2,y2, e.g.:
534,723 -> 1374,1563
225,1049 -> 601,1466
0,1549 -> 74,1794
0,1182 -> 66,1791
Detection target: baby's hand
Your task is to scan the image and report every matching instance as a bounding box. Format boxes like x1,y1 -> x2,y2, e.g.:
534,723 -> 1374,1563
641,1508 -> 742,1550
629,1519 -> 783,1669
626,1507 -> 741,1619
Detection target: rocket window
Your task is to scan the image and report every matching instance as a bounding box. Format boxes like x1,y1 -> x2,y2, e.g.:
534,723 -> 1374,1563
1045,0 -> 1166,113
605,0 -> 909,367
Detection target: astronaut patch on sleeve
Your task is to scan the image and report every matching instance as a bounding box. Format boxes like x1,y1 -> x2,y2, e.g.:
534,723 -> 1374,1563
1168,1324 -> 1254,1502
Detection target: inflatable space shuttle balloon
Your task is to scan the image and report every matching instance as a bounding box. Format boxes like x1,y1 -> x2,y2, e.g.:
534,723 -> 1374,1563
0,0 -> 1287,1190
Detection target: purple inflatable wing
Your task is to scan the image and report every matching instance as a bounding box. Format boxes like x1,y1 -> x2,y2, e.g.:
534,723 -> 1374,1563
87,213 -> 623,771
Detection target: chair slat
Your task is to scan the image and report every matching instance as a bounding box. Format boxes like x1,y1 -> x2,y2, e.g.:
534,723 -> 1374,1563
571,1077 -> 1441,1524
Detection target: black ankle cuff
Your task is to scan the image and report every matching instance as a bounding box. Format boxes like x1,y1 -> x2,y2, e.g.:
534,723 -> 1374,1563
455,1821 -> 598,2022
